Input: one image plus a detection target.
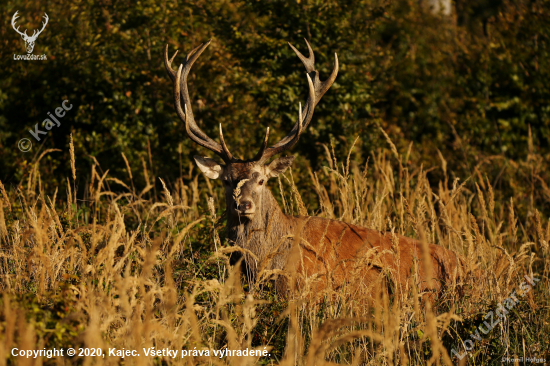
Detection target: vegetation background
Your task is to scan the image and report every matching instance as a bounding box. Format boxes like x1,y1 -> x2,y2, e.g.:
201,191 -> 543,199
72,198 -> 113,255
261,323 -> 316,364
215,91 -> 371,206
0,0 -> 549,365
0,0 -> 548,213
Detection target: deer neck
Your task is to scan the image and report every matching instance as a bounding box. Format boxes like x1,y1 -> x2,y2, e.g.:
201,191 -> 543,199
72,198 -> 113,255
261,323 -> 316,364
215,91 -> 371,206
227,188 -> 295,272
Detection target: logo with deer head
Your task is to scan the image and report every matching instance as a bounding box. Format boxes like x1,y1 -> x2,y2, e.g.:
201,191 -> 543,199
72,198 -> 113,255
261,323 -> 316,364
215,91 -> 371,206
11,11 -> 49,54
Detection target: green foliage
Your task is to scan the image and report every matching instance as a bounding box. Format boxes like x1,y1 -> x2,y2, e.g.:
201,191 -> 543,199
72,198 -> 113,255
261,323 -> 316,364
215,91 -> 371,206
1,284 -> 84,350
2,0 -> 549,214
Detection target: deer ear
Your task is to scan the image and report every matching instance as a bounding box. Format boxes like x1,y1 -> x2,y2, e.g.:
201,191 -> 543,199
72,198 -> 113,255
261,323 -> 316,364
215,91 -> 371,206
194,155 -> 224,179
267,156 -> 295,178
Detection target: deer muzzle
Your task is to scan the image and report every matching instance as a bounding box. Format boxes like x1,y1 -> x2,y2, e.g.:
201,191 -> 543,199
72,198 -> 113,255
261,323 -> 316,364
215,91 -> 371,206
236,200 -> 255,216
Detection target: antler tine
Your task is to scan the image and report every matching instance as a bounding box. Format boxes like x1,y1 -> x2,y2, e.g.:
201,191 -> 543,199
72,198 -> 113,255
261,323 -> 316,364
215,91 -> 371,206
251,127 -> 270,161
288,38 -> 339,103
255,99 -> 306,164
167,40 -> 234,162
256,75 -> 313,162
272,52 -> 338,149
270,69 -> 316,149
11,11 -> 27,37
219,124 -> 234,160
272,41 -> 337,148
318,52 -> 339,100
26,13 -> 49,40
174,65 -> 214,150
164,42 -> 206,82
288,38 -> 315,73
11,11 -> 50,40
253,39 -> 337,163
284,40 -> 339,132
164,45 -> 179,82
36,13 -> 48,35
174,41 -> 218,144
174,64 -> 232,162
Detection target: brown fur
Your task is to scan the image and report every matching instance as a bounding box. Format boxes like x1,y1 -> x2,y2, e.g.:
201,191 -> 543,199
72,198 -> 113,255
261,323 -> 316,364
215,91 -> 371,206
215,161 -> 465,300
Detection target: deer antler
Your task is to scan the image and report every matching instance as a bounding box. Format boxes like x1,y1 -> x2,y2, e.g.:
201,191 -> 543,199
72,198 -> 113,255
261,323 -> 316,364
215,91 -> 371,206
165,41 -> 234,163
252,39 -> 339,164
11,11 -> 48,40
166,39 -> 337,164
11,11 -> 27,37
29,13 -> 48,40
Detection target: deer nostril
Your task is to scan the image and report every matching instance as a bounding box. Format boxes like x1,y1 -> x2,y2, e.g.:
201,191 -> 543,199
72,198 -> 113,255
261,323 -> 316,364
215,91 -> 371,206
238,201 -> 252,212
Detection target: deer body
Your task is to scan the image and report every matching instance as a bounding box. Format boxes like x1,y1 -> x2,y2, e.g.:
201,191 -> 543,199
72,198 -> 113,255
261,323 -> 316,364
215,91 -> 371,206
224,173 -> 462,296
165,39 -> 465,298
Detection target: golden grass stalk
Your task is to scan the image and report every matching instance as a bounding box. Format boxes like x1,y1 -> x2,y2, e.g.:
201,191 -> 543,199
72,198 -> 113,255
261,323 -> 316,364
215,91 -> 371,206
69,133 -> 76,181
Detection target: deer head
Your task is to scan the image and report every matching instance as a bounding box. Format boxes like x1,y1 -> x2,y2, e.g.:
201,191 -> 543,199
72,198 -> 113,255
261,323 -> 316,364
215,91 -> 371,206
12,11 -> 49,54
164,40 -> 338,221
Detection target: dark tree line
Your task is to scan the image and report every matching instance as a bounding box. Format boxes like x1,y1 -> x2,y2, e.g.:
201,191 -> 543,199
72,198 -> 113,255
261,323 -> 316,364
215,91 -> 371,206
0,0 -> 549,216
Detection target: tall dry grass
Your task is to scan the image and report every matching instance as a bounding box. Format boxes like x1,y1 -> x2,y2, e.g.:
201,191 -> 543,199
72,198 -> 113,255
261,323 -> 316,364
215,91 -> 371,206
0,133 -> 548,365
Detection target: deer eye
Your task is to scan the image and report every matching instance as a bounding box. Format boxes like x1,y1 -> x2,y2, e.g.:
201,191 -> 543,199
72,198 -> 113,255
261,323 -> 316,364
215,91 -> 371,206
258,179 -> 264,185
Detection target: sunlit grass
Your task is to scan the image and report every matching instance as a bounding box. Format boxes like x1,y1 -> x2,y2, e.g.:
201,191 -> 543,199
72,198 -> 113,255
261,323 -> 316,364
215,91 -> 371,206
0,133 -> 548,365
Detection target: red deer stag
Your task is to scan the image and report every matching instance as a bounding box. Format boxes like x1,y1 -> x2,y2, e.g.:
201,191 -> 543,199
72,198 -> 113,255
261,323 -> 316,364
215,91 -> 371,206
164,39 -> 466,299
